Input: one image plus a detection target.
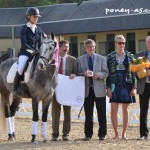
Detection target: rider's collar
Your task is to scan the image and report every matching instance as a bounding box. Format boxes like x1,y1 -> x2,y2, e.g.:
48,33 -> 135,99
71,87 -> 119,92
26,22 -> 37,28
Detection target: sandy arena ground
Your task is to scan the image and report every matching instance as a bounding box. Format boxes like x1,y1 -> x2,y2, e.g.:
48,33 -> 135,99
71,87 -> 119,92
0,116 -> 150,150
0,97 -> 150,150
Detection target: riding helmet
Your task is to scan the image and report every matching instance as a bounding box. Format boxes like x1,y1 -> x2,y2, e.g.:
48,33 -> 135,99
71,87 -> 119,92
26,7 -> 41,17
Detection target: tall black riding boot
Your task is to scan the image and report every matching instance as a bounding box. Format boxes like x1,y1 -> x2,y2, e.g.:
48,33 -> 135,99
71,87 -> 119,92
13,72 -> 21,97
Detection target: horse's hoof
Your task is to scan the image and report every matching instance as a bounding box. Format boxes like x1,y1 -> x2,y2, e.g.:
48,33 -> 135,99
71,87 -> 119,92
43,139 -> 47,143
13,137 -> 17,140
13,133 -> 16,140
43,139 -> 50,143
31,139 -> 38,144
7,137 -> 14,142
8,134 -> 15,142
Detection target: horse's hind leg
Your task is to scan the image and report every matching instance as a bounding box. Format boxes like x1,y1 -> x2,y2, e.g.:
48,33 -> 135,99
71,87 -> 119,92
1,92 -> 14,141
9,97 -> 22,139
41,100 -> 51,143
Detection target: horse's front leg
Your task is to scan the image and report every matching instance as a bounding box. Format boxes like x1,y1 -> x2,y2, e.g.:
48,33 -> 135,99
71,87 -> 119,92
31,98 -> 39,144
9,97 -> 22,140
41,99 -> 51,143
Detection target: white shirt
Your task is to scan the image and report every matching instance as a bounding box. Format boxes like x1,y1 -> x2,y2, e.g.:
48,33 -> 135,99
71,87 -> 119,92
26,22 -> 37,34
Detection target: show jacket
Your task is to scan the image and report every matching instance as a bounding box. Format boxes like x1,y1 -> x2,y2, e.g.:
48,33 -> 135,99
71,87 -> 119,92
19,24 -> 42,57
136,50 -> 149,94
63,55 -> 77,76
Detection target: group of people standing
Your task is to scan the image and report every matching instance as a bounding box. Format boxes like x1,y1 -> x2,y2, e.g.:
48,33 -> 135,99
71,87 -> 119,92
15,7 -> 150,142
52,34 -> 150,141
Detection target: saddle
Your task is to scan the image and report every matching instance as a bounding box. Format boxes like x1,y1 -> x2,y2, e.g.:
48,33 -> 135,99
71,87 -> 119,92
7,55 -> 39,83
7,55 -> 39,98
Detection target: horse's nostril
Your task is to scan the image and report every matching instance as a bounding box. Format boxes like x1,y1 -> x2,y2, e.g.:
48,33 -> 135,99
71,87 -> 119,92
40,64 -> 43,68
37,63 -> 44,70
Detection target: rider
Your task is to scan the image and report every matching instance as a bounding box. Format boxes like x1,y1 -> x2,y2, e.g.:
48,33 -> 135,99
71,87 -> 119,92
13,7 -> 42,97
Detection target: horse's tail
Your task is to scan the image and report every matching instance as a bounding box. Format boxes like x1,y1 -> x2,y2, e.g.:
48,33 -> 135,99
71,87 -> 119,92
0,93 -> 6,132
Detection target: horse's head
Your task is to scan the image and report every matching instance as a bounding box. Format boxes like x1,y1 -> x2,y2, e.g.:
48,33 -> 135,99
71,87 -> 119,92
38,32 -> 57,68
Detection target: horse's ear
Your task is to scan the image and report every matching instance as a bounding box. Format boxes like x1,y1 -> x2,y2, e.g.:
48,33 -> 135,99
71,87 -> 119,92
42,32 -> 47,39
51,32 -> 55,40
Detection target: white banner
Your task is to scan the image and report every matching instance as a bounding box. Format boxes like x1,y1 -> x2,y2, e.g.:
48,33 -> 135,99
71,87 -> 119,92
55,74 -> 85,106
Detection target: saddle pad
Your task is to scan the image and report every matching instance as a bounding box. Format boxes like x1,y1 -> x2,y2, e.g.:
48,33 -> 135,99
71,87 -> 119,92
55,74 -> 85,106
7,59 -> 34,84
7,62 -> 18,83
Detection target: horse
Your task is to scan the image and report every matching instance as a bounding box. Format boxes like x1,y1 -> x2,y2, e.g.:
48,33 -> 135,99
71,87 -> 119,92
0,53 -> 11,64
0,33 -> 58,143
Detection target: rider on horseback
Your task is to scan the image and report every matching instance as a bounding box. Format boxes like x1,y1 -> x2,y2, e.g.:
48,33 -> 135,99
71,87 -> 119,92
13,7 -> 43,97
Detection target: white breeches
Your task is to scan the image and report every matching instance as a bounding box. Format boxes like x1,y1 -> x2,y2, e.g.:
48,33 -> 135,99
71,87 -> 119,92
17,55 -> 29,75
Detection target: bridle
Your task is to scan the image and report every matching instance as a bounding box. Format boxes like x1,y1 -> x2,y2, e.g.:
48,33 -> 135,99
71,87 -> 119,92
39,40 -> 56,66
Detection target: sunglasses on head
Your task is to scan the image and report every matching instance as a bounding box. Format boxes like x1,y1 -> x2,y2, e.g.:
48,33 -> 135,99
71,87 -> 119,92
116,42 -> 125,45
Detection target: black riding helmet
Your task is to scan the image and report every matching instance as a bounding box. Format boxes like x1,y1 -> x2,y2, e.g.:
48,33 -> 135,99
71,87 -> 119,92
26,7 -> 41,21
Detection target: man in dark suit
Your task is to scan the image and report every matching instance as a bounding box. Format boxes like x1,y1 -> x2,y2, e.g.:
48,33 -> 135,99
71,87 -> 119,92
77,39 -> 109,141
51,40 -> 77,141
136,36 -> 150,140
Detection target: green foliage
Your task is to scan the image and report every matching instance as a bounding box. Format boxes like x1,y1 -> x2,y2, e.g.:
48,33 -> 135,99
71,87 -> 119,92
0,0 -> 87,8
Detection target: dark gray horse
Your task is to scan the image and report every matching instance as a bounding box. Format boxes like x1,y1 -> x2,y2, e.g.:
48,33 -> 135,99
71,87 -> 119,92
0,34 -> 58,143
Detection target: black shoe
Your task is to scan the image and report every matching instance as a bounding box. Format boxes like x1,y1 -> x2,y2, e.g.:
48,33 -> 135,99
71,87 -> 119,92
99,136 -> 106,140
51,136 -> 58,141
82,136 -> 91,141
137,136 -> 147,140
62,135 -> 69,141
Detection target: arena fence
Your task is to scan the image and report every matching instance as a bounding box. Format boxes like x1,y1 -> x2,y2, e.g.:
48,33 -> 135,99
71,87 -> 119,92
16,100 -> 143,125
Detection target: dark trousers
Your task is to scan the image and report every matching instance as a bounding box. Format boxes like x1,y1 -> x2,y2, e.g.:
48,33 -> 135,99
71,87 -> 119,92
84,88 -> 107,138
139,83 -> 150,137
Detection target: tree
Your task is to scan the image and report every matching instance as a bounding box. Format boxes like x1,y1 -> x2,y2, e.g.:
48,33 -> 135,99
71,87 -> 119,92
0,0 -> 87,8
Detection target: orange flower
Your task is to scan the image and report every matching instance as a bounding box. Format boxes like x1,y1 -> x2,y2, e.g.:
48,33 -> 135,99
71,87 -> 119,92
130,56 -> 150,72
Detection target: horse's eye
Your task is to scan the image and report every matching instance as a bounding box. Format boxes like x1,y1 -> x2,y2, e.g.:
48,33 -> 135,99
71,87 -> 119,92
49,47 -> 52,50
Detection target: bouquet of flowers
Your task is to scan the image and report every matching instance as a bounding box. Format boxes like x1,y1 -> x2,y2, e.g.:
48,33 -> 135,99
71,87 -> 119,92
130,56 -> 150,79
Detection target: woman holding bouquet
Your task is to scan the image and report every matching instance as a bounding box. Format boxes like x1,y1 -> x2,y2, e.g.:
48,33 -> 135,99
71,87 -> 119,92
106,35 -> 136,140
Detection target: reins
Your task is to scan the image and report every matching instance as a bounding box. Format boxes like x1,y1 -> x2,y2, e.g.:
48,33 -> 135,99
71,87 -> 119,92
39,49 -> 56,65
